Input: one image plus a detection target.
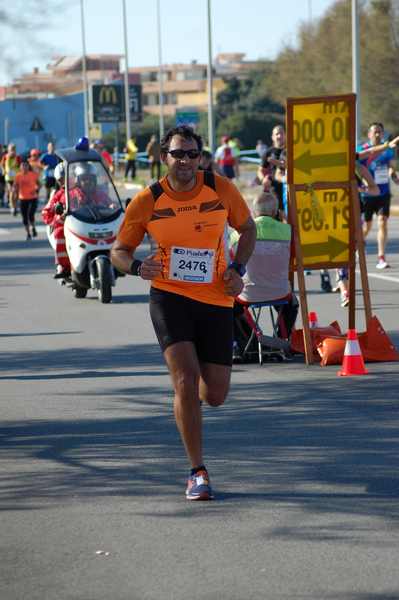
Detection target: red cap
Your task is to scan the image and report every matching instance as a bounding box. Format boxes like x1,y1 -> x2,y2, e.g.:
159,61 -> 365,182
30,148 -> 40,156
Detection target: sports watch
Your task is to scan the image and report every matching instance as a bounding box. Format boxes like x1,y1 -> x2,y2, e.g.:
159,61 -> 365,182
229,261 -> 246,276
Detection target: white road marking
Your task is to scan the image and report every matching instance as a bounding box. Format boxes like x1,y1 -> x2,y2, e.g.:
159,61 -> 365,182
0,228 -> 11,236
357,270 -> 399,285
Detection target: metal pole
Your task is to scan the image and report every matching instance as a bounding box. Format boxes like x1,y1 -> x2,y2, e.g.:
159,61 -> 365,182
122,0 -> 131,142
308,0 -> 312,24
206,0 -> 215,153
156,0 -> 165,140
80,0 -> 90,138
352,0 -> 361,142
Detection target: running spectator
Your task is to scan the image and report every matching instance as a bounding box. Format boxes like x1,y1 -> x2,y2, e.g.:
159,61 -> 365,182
358,122 -> 399,269
40,142 -> 60,201
229,137 -> 241,178
146,134 -> 162,180
91,140 -> 114,174
214,135 -> 238,179
111,125 -> 256,501
1,143 -> 21,215
199,149 -> 222,175
255,139 -> 267,159
28,149 -> 43,175
257,124 -> 286,216
28,148 -> 44,198
0,144 -> 6,207
124,136 -> 138,181
13,160 -> 39,240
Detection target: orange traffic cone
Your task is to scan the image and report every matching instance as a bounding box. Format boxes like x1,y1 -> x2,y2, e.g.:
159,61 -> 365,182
338,329 -> 369,376
308,311 -> 319,329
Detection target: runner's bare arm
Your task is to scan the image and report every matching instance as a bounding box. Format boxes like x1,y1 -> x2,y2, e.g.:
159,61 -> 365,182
223,216 -> 256,296
111,240 -> 162,279
357,136 -> 399,161
231,216 -> 257,266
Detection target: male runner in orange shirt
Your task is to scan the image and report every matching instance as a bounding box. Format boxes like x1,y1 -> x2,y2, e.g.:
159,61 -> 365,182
111,126 -> 256,500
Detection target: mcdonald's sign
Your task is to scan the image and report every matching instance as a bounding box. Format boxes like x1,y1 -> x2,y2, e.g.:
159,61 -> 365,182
92,84 -> 142,123
92,84 -> 124,123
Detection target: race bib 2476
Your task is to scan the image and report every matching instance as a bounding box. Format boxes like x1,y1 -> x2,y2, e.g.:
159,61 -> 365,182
169,246 -> 215,283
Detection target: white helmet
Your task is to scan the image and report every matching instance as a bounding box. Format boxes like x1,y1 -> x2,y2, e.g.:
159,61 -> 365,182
54,162 -> 65,181
73,162 -> 97,190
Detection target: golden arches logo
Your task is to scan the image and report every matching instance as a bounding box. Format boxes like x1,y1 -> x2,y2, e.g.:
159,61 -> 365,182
99,86 -> 117,105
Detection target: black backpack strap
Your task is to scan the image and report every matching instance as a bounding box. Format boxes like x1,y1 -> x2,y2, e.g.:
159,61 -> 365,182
203,170 -> 216,191
149,181 -> 164,202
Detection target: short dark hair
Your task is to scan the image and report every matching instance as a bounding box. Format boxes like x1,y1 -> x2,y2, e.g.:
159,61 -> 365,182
368,122 -> 384,131
160,125 -> 203,154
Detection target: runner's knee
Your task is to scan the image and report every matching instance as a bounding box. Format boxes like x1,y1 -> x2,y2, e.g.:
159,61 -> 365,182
173,370 -> 199,400
205,392 -> 226,406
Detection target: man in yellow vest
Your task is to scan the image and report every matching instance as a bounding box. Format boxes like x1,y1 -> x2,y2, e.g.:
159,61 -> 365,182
124,137 -> 138,181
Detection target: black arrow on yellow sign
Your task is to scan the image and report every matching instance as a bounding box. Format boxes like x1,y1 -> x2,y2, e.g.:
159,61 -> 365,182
294,150 -> 347,175
302,235 -> 347,260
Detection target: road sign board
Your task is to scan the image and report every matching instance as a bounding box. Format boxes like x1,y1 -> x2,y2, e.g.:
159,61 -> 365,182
30,117 -> 44,132
296,186 -> 350,267
176,109 -> 200,129
92,84 -> 142,123
128,84 -> 142,122
287,95 -> 356,185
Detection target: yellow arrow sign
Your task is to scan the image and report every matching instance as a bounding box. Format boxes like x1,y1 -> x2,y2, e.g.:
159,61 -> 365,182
296,187 -> 350,266
287,95 -> 355,185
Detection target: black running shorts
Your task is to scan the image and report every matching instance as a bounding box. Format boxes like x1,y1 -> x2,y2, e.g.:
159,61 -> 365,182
361,192 -> 391,221
149,287 -> 233,366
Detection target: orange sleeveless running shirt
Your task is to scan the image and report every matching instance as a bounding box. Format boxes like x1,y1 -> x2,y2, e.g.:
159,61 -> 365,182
117,171 -> 250,307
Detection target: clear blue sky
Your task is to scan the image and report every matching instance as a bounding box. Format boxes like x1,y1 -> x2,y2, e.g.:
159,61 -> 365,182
2,0 -> 338,84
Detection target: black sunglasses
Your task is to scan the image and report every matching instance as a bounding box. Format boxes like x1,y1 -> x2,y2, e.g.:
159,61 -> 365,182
168,149 -> 201,160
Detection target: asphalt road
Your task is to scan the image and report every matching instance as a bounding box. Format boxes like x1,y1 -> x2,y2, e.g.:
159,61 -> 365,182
1,197 -> 399,600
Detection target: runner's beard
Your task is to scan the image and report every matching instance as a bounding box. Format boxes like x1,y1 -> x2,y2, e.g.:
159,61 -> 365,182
175,166 -> 195,184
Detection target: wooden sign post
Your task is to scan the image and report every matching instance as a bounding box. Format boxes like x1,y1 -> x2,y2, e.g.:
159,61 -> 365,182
286,94 -> 372,364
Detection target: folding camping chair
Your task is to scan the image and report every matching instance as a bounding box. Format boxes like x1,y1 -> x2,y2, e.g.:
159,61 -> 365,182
237,297 -> 291,365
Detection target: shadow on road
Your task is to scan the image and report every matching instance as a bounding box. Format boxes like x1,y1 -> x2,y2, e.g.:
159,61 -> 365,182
0,342 -> 164,374
1,365 -> 399,539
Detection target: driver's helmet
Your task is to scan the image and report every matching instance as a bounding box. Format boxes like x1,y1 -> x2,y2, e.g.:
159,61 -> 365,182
73,162 -> 97,192
54,163 -> 65,181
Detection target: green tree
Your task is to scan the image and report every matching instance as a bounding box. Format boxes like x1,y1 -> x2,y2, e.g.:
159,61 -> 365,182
258,0 -> 399,137
214,73 -> 284,147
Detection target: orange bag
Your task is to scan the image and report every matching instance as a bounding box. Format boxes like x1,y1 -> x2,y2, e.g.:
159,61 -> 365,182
291,321 -> 341,358
318,316 -> 399,365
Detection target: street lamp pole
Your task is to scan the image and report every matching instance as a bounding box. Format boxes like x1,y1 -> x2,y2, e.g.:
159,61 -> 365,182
156,0 -> 165,141
122,0 -> 131,142
352,0 -> 361,142
206,0 -> 215,153
79,0 -> 90,138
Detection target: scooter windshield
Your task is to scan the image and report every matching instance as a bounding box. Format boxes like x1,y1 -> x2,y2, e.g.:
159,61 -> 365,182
66,160 -> 122,223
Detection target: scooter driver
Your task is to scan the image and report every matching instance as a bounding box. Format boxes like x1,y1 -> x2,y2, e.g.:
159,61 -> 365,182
69,163 -> 112,211
41,163 -> 71,279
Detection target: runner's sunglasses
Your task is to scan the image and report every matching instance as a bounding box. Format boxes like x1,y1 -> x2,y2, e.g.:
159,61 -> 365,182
167,149 -> 201,159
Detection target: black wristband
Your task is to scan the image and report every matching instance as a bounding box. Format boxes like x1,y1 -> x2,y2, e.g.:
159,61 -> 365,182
130,259 -> 143,276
